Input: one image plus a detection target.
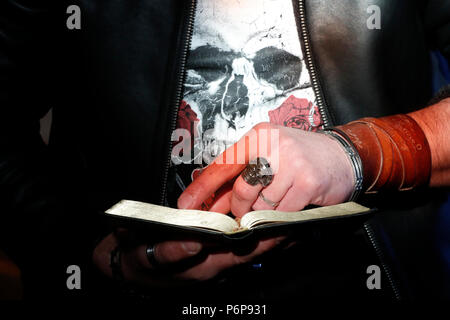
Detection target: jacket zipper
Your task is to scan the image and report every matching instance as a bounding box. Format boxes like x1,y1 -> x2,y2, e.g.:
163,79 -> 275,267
159,5 -> 402,301
298,0 -> 401,300
297,0 -> 332,129
160,0 -> 198,205
364,223 -> 402,301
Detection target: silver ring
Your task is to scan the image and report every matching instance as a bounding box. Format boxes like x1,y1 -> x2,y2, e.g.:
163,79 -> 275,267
259,191 -> 280,208
241,157 -> 274,187
146,244 -> 160,268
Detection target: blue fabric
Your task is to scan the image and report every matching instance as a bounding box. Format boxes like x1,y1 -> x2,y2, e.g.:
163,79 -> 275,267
431,51 -> 450,297
431,51 -> 450,92
437,196 -> 450,296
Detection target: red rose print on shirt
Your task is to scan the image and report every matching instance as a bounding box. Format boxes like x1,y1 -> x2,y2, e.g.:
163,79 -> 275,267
176,100 -> 200,146
268,95 -> 322,131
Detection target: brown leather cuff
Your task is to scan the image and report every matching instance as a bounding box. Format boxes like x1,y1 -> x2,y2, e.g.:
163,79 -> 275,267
337,114 -> 431,193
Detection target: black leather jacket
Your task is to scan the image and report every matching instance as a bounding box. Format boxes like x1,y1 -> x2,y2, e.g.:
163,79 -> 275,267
0,0 -> 449,300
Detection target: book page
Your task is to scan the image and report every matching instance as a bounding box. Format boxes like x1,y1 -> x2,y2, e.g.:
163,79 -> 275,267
106,200 -> 239,233
240,202 -> 370,229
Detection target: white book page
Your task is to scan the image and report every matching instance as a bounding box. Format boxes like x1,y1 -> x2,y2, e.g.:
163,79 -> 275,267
240,202 -> 370,229
106,200 -> 238,233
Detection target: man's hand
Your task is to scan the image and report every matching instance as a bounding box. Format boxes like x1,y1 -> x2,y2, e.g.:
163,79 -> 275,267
178,122 -> 355,217
93,123 -> 356,287
93,232 -> 284,287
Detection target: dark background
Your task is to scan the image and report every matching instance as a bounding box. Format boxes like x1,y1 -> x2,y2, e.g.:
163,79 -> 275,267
0,51 -> 449,301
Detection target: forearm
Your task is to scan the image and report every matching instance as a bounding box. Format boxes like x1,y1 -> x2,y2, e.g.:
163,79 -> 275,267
336,91 -> 450,194
408,97 -> 450,187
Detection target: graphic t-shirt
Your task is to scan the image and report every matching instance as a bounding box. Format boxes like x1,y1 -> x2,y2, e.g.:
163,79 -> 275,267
172,0 -> 323,205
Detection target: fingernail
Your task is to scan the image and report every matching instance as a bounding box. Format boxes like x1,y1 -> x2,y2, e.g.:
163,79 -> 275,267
182,241 -> 202,255
178,193 -> 194,209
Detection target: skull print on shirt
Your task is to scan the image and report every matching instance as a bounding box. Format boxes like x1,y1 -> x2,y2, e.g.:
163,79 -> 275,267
173,0 -> 323,197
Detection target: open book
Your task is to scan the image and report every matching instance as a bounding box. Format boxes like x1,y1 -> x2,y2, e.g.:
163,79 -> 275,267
105,200 -> 373,241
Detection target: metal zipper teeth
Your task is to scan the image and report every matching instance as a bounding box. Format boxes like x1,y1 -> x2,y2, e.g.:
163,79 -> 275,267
299,0 -> 401,300
297,0 -> 331,128
364,223 -> 402,301
160,0 -> 197,205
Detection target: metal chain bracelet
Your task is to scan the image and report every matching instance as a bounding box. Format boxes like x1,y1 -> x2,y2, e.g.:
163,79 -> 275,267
321,128 -> 364,201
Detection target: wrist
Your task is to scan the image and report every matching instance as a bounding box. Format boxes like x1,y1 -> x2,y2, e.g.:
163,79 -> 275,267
336,114 -> 431,193
321,128 -> 363,201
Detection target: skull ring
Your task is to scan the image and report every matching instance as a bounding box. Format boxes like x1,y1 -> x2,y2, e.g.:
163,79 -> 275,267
241,157 -> 274,187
